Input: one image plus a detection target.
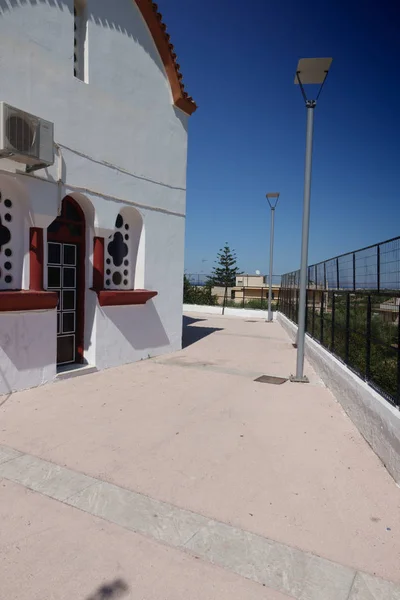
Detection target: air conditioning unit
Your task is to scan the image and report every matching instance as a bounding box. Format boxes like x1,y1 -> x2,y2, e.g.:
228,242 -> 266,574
0,102 -> 54,167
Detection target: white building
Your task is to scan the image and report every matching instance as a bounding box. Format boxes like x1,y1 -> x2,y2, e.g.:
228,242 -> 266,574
0,0 -> 196,394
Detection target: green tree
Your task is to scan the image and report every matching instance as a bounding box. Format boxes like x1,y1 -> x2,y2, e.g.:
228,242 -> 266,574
207,244 -> 240,313
207,244 -> 240,287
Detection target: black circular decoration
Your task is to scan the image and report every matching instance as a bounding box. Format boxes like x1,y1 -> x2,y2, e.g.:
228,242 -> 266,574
112,272 -> 122,285
106,279 -> 110,286
4,261 -> 11,270
115,214 -> 123,229
5,248 -> 11,257
106,258 -> 111,265
125,224 -> 129,230
4,199 -> 12,208
107,232 -> 128,267
5,275 -> 12,284
124,260 -> 129,266
4,213 -> 11,222
0,216 -> 11,252
123,279 -> 128,286
124,234 -> 129,241
106,269 -> 111,275
123,269 -> 128,276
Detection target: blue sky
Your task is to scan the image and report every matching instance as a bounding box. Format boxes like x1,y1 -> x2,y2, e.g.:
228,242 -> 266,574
161,0 -> 400,277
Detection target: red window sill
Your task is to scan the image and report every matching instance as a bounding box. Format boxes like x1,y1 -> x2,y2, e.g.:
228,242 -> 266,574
94,289 -> 158,307
0,290 -> 58,312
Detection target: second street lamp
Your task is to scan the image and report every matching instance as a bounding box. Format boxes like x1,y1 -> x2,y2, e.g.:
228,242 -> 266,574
266,192 -> 280,322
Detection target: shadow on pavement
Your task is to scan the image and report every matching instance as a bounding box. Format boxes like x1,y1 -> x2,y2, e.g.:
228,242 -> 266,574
182,315 -> 223,349
85,579 -> 129,600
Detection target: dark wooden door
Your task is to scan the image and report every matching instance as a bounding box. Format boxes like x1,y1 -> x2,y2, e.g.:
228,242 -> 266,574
47,197 -> 85,366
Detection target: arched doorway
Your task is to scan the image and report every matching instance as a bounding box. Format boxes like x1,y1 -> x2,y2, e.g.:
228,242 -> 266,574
47,196 -> 85,366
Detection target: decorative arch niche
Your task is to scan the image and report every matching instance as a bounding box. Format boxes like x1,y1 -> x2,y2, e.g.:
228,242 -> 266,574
105,207 -> 144,290
0,178 -> 28,291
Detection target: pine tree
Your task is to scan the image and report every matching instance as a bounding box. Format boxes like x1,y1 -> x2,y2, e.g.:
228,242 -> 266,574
208,244 -> 240,287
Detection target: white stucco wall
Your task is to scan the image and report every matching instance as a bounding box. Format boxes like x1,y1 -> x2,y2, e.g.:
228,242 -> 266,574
0,311 -> 56,396
0,0 -> 189,393
183,304 -> 277,320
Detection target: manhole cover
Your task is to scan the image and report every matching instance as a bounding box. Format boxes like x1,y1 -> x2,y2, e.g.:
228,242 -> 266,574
254,375 -> 288,385
245,320 -> 257,323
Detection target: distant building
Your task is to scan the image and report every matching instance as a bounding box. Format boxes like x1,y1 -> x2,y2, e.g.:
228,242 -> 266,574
375,298 -> 400,325
212,274 -> 280,306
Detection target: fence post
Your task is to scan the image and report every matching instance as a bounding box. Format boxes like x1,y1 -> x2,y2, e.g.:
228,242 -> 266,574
312,290 -> 316,337
242,287 -> 245,308
320,289 -> 324,344
323,262 -> 327,290
296,289 -> 299,324
377,245 -> 381,292
336,257 -> 340,289
397,300 -> 400,408
366,295 -> 371,381
222,285 -> 227,315
305,288 -> 308,333
353,253 -> 356,291
345,293 -> 350,364
331,292 -> 335,352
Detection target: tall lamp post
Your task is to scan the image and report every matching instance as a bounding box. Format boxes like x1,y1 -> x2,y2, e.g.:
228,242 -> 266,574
266,192 -> 280,322
290,57 -> 332,383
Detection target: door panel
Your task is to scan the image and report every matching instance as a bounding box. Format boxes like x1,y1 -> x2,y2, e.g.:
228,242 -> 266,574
48,241 -> 78,365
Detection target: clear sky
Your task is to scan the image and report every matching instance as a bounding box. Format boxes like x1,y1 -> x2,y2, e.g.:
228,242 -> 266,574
160,0 -> 400,277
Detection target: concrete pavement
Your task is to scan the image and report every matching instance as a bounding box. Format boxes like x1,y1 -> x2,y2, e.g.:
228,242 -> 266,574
1,313 -> 400,599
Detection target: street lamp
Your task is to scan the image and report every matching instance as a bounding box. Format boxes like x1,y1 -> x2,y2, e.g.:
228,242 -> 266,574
291,57 -> 332,383
266,192 -> 280,322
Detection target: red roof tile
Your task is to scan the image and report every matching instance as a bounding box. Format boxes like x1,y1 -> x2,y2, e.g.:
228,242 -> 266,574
135,0 -> 197,115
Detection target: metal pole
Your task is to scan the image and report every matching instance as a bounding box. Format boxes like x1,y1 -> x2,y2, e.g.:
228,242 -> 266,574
267,207 -> 275,321
293,101 -> 315,381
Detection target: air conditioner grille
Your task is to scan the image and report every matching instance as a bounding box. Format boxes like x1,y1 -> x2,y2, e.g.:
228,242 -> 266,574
6,115 -> 35,153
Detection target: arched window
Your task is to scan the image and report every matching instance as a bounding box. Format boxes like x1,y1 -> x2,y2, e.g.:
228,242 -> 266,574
105,208 -> 144,290
0,183 -> 26,290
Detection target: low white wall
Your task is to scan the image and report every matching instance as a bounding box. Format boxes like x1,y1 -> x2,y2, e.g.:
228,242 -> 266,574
0,310 -> 57,396
277,312 -> 400,484
183,304 -> 277,320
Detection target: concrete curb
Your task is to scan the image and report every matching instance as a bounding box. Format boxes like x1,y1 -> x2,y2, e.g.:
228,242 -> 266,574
277,312 -> 400,484
183,304 -> 277,320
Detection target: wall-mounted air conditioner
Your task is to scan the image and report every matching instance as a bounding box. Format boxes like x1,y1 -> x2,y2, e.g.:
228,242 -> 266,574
0,102 -> 54,167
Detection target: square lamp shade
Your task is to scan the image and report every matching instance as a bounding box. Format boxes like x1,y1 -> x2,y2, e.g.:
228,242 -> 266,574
294,58 -> 332,85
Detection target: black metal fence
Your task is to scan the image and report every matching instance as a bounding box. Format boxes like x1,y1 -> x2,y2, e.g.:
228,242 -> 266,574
184,274 -> 281,311
186,274 -> 282,287
211,286 -> 280,310
280,237 -> 400,408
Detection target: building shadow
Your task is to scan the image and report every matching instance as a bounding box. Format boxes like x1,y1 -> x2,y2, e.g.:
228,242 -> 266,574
183,315 -> 208,325
182,315 -> 223,349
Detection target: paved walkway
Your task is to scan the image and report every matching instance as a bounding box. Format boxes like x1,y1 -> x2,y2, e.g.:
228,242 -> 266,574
1,314 -> 400,599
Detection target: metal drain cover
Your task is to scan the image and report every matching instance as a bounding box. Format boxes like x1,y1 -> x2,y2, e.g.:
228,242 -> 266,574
254,375 -> 288,385
245,320 -> 257,323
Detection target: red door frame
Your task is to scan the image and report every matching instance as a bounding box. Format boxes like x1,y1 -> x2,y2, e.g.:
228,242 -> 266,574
47,196 -> 86,364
